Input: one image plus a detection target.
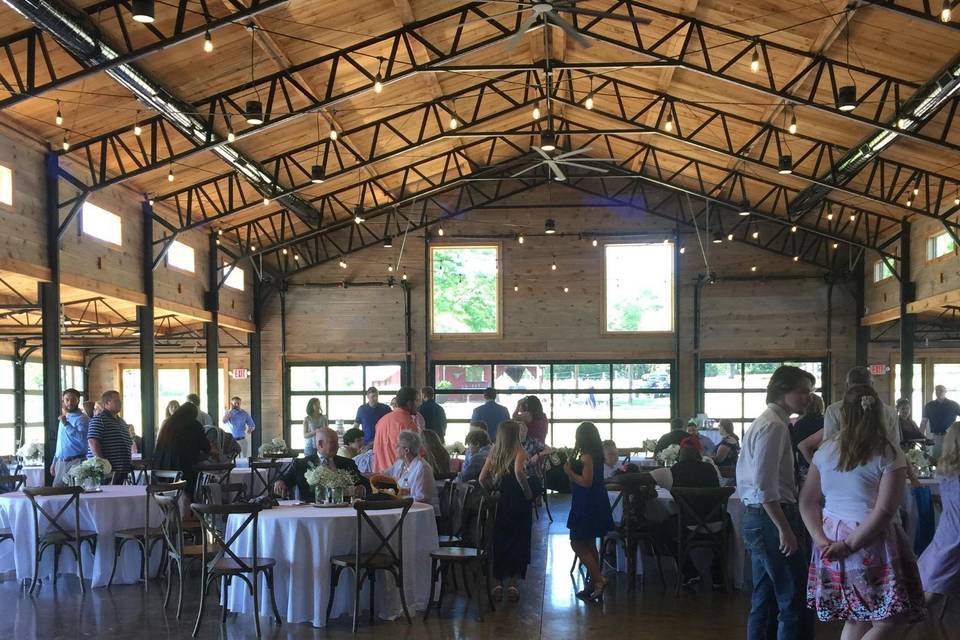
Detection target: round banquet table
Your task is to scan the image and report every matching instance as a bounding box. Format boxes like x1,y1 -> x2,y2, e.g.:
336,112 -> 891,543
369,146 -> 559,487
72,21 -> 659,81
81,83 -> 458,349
21,465 -> 45,487
608,487 -> 748,589
0,485 -> 162,587
224,501 -> 438,627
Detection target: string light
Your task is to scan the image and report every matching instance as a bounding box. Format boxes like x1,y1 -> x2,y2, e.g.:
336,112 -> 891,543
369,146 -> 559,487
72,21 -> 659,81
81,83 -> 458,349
788,108 -> 797,135
373,58 -> 384,94
518,234 -> 524,244
437,226 -> 444,237
338,259 -> 347,268
664,111 -> 674,132
942,0 -> 952,22
203,30 -> 214,53
133,111 -> 142,136
329,129 -> 338,141
750,45 -> 760,73
791,225 -> 797,232
751,265 -> 757,272
61,134 -> 70,151
167,163 -> 174,182
55,100 -> 63,126
532,103 -> 541,120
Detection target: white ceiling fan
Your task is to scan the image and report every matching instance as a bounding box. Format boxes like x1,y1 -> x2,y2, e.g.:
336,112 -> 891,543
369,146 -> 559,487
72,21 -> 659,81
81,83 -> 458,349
475,1 -> 653,49
511,137 -> 619,182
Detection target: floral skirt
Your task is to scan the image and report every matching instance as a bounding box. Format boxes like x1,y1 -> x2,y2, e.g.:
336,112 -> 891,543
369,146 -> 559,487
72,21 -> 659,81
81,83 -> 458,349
807,515 -> 925,622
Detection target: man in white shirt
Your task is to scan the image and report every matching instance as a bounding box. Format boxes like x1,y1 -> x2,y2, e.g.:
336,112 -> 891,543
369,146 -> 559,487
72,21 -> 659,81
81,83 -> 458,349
737,365 -> 816,640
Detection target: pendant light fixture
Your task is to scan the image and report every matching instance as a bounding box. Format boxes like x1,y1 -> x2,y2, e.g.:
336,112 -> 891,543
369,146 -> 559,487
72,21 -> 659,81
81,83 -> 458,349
664,110 -> 674,132
778,154 -> 793,174
942,0 -> 952,22
437,226 -> 444,237
131,0 -> 155,23
226,114 -> 235,142
712,232 -> 723,244
61,134 -> 70,152
383,236 -> 393,248
544,218 -> 557,234
310,113 -> 325,183
203,30 -> 214,53
532,102 -> 541,120
788,108 -> 798,135
55,100 -> 63,126
750,43 -> 760,73
584,77 -> 594,110
354,206 -> 365,224
373,57 -> 384,94
517,233 -> 524,244
167,163 -> 174,182
448,99 -> 459,130
245,28 -> 264,125
539,131 -> 557,152
738,201 -> 751,216
133,110 -> 142,136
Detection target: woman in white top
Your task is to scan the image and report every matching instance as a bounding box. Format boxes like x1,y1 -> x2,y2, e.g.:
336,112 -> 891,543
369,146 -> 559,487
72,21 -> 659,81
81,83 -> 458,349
800,384 -> 925,638
386,430 -> 438,514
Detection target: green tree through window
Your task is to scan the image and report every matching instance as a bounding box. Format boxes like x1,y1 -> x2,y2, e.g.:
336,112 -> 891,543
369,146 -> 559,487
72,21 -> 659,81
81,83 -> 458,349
431,246 -> 498,333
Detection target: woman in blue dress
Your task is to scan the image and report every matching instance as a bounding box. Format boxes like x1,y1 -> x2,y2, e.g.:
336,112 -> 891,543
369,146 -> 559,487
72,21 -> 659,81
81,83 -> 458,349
565,421 -> 615,601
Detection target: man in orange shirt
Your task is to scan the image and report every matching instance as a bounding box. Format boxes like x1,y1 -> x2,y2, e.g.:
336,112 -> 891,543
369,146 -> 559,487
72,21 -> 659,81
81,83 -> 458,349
373,386 -> 420,472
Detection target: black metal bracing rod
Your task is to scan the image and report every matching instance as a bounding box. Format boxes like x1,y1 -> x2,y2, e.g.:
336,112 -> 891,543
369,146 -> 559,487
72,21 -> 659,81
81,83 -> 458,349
52,3 -> 533,193
0,0 -> 290,109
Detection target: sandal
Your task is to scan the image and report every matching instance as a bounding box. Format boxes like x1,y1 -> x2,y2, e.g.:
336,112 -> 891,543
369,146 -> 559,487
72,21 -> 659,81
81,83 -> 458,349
492,585 -> 504,602
506,586 -> 520,602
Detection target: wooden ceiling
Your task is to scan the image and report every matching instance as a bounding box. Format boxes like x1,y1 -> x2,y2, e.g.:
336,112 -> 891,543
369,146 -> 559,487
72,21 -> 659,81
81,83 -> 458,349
1,0 -> 959,278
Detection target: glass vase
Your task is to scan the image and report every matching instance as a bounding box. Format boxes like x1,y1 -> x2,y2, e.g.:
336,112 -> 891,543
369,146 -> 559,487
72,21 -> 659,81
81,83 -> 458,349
326,486 -> 344,505
81,476 -> 101,492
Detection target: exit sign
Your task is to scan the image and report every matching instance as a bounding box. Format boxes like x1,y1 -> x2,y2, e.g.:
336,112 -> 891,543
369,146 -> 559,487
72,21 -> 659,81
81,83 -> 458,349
229,368 -> 249,379
869,364 -> 888,376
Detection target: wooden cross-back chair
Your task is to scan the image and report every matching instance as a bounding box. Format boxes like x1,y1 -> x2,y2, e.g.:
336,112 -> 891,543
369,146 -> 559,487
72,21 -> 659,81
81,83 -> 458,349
23,486 -> 98,593
156,481 -> 203,620
670,486 -> 736,594
190,502 -> 281,638
247,459 -> 283,499
325,497 -> 414,632
0,473 -> 26,493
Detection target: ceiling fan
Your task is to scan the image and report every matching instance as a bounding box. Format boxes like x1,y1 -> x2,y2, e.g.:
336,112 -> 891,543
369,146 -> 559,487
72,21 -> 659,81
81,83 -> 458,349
511,137 -> 618,182
476,1 -> 653,49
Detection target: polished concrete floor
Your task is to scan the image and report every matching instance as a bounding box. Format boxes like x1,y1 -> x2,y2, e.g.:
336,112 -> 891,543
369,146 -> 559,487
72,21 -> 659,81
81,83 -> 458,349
2,495 -> 957,639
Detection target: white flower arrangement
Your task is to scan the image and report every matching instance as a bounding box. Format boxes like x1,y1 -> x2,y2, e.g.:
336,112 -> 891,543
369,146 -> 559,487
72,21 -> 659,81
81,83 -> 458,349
304,464 -> 354,489
259,437 -> 288,456
67,457 -> 112,484
445,441 -> 466,456
642,439 -> 658,453
905,448 -> 932,475
657,444 -> 680,467
17,442 -> 43,464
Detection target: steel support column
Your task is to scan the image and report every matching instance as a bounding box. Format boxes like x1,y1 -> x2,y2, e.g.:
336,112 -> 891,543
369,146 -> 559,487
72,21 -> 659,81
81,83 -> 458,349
825,280 -> 834,405
672,229 -> 681,418
41,152 -> 61,486
138,200 -> 156,457
249,277 -> 263,455
855,257 -> 870,367
13,340 -> 25,449
899,221 -> 916,403
205,234 -> 220,426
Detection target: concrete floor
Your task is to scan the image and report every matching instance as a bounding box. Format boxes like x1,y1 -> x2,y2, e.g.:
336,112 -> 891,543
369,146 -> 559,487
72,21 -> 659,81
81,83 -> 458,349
1,494 -> 957,639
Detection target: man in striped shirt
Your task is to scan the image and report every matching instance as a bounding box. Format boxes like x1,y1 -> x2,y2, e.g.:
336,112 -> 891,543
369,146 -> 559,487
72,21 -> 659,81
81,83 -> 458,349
87,389 -> 132,483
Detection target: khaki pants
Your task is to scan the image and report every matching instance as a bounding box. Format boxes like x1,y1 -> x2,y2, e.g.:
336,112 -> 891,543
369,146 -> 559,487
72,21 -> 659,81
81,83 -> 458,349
53,457 -> 83,487
238,437 -> 251,459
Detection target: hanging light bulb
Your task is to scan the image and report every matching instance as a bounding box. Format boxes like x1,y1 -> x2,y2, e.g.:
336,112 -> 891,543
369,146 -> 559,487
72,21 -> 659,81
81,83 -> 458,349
750,45 -> 760,73
448,114 -> 459,130
354,206 -> 365,224
401,272 -> 408,281
387,264 -> 394,272
727,233 -> 734,241
832,242 -> 839,249
752,230 -> 759,239
203,30 -> 214,53
913,186 -> 919,196
664,112 -> 674,132
563,286 -> 569,293
679,246 -> 685,254
282,248 -> 288,255
227,130 -> 236,143
437,226 -> 444,237
532,103 -> 541,120
518,234 -> 524,244
955,193 -> 959,206
55,100 -> 63,126
216,238 -> 221,245
514,284 -> 519,292
585,94 -> 594,110
826,212 -> 834,221
167,164 -> 174,182
788,108 -> 797,135
907,198 -> 913,207
293,254 -> 300,262
551,259 -> 557,271
338,259 -> 347,269
791,225 -> 797,233
218,229 -> 223,236
849,213 -> 856,221
329,129 -> 338,141
250,245 -> 256,251
373,57 -> 384,94
591,239 -> 598,247
61,134 -> 70,152
133,111 -> 142,136
793,255 -> 799,262
942,0 -> 952,22
263,197 -> 270,206
751,265 -> 757,272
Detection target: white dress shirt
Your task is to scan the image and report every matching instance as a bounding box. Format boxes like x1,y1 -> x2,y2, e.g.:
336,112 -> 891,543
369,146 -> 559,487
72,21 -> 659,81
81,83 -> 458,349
736,403 -> 797,506
388,456 -> 439,514
823,400 -> 901,446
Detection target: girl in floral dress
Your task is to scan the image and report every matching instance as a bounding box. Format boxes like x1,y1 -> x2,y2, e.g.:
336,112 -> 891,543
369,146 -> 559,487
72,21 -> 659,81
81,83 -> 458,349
799,384 -> 925,638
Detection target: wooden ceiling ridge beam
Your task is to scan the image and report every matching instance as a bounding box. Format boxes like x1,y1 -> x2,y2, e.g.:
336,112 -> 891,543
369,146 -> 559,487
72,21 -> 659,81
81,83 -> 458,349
0,0 -> 291,110
54,3 -> 532,193
571,0 -> 960,156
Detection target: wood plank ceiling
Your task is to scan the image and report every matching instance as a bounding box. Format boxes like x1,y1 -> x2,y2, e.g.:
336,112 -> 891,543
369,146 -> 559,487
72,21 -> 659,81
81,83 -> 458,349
1,0 -> 959,282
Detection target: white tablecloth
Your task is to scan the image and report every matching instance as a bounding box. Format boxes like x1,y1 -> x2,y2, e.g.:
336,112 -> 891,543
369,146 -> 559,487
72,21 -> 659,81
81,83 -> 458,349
22,466 -> 44,487
608,487 -> 747,588
0,485 -> 162,587
224,502 -> 438,627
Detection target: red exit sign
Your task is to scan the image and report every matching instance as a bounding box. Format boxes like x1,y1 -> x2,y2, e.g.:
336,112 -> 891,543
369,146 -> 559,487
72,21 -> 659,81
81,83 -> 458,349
869,364 -> 889,376
229,368 -> 249,379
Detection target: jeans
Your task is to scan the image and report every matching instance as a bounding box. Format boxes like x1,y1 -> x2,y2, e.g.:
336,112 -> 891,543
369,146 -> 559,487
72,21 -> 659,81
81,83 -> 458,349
742,505 -> 813,640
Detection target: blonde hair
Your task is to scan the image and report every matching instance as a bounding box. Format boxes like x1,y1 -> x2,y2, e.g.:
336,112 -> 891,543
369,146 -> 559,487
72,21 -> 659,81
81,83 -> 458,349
804,393 -> 825,417
837,384 -> 893,471
487,420 -> 522,484
939,424 -> 960,475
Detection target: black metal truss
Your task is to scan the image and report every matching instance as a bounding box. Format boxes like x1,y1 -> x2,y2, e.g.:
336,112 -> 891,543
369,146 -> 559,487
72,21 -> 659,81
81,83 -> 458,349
0,0 -> 288,110
55,3 -> 530,192
569,0 -> 960,154
151,71 -> 545,237
864,1 -> 960,30
551,72 -> 960,225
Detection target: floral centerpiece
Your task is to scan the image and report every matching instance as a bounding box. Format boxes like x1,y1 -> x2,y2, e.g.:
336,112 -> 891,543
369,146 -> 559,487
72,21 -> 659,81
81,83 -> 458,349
641,439 -> 658,454
67,457 -> 112,491
259,437 -> 288,457
16,442 -> 43,465
445,441 -> 466,456
657,444 -> 680,467
304,464 -> 354,504
905,447 -> 934,479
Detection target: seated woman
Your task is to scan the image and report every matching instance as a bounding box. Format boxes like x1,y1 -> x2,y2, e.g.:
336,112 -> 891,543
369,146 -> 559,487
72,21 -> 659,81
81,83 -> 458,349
422,429 -> 451,476
152,403 -> 210,499
385,430 -> 438,513
712,419 -> 740,467
458,429 -> 492,483
653,437 -> 726,590
339,427 -> 365,458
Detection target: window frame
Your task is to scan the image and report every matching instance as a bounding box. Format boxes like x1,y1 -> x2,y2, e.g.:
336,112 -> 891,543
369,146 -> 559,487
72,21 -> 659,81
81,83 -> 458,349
927,232 -> 956,262
222,264 -> 245,291
0,163 -> 12,207
165,239 -> 196,273
80,201 -> 123,246
602,241 -> 675,334
431,359 -> 675,447
429,242 -> 502,337
872,260 -> 893,283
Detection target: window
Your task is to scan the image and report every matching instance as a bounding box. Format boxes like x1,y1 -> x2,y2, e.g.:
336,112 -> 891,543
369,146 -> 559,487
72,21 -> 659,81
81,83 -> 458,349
81,202 -> 122,246
894,362 -> 923,417
430,245 -> 499,334
433,361 -> 672,447
223,264 -> 244,291
0,163 -> 11,206
927,232 -> 956,260
0,359 -> 14,455
873,260 -> 893,283
932,363 -> 960,403
701,360 -> 824,436
166,240 -> 195,272
604,243 -> 673,332
287,363 -> 403,450
120,363 -> 228,430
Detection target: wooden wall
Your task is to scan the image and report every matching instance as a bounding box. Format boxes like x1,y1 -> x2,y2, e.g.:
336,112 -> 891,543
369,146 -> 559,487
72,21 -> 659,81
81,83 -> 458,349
258,185 -> 858,441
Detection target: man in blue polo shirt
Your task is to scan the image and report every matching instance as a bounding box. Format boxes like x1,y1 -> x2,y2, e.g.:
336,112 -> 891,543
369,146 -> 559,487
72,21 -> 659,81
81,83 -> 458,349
922,385 -> 960,460
223,396 -> 256,458
353,386 -> 391,446
51,388 -> 89,486
471,387 -> 511,440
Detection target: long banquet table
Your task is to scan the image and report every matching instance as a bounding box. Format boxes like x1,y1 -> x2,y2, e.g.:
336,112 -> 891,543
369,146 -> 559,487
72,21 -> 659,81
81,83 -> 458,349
0,485 -> 162,587
224,501 -> 438,628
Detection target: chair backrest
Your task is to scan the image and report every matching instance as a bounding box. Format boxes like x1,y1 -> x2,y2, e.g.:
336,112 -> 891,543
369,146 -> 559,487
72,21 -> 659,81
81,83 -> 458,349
475,491 -> 499,553
671,486 -> 736,545
191,502 -> 264,573
23,486 -> 84,544
126,459 -> 151,485
146,480 -> 185,541
371,477 -> 399,492
607,473 -> 657,531
0,474 -> 26,493
193,462 -> 235,504
351,497 -> 413,569
154,481 -> 189,560
149,469 -> 183,485
248,459 -> 283,499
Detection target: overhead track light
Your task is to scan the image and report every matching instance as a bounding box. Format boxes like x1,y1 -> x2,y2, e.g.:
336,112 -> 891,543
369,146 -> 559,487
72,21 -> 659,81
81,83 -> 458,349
131,0 -> 155,23
540,131 -> 557,152
310,165 -> 325,184
245,100 -> 264,125
837,85 -> 857,112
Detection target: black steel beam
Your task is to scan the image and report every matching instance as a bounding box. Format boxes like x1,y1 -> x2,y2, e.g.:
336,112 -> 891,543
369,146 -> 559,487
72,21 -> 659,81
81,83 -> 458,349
138,199 -> 155,457
855,256 -> 870,366
205,233 -> 219,426
0,0 -> 290,110
899,220 -> 915,402
249,276 -> 263,455
13,339 -> 25,449
41,153 -> 61,486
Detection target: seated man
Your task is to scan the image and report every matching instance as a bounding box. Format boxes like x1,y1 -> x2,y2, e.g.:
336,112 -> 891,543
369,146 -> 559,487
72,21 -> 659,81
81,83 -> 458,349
602,439 -> 619,479
274,427 -> 370,502
654,418 -> 688,455
457,429 -> 492,483
385,430 -> 438,514
203,423 -> 241,463
685,419 -> 716,455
